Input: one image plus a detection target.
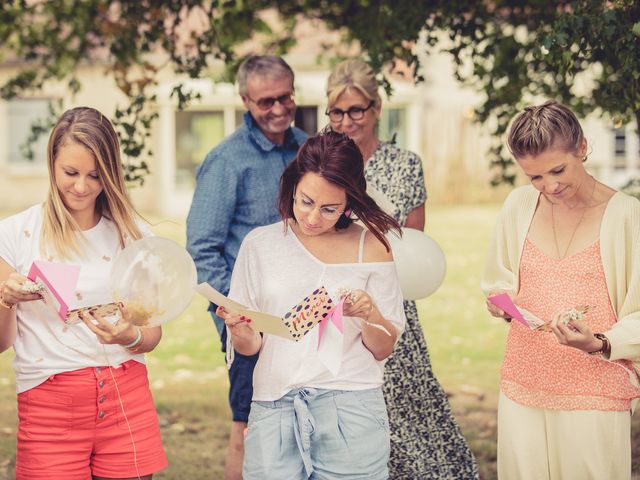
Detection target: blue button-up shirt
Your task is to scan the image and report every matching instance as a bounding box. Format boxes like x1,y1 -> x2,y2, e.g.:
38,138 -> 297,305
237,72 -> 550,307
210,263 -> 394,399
186,112 -> 307,311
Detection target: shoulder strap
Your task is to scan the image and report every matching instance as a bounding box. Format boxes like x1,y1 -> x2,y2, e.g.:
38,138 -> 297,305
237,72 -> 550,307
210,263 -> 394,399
358,228 -> 367,263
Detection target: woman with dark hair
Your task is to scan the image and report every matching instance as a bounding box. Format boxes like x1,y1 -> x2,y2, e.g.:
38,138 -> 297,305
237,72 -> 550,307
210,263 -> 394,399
217,131 -> 406,480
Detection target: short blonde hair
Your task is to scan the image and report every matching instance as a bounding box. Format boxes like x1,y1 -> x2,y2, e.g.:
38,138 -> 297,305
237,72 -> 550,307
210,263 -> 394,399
42,107 -> 143,260
507,101 -> 586,159
326,59 -> 381,108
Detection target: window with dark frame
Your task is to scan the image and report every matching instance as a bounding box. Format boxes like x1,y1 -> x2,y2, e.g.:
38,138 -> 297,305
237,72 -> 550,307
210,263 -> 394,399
613,127 -> 626,170
294,106 -> 318,135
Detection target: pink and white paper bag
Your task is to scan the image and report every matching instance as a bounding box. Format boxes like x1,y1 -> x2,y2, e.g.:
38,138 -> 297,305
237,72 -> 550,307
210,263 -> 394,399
27,260 -> 80,322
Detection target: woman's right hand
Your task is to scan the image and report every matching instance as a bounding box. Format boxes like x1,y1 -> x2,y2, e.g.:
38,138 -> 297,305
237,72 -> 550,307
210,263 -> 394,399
216,306 -> 256,341
486,290 -> 516,322
1,272 -> 43,307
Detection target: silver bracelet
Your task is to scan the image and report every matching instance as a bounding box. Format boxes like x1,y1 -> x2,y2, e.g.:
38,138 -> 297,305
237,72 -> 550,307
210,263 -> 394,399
122,327 -> 142,349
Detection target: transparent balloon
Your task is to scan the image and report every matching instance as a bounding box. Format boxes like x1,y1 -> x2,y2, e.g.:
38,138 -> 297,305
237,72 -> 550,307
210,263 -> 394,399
109,237 -> 197,327
387,228 -> 447,300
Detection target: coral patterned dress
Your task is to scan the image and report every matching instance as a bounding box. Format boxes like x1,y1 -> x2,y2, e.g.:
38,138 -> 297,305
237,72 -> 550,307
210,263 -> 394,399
501,238 -> 640,411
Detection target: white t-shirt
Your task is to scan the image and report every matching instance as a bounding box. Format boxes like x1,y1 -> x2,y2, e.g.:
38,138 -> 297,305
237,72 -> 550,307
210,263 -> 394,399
0,204 -> 144,393
228,222 -> 406,401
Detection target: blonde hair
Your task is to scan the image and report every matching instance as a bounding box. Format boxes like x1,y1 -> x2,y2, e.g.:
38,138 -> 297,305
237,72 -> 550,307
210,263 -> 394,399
42,107 -> 143,260
326,59 -> 381,108
507,101 -> 586,159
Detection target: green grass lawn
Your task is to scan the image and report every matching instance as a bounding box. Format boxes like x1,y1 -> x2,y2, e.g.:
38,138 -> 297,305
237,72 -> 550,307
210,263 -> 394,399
0,204 -> 637,479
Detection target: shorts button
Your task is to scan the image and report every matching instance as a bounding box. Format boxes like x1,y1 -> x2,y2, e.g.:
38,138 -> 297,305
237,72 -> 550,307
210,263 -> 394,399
98,411 -> 106,419
99,395 -> 106,403
98,380 -> 105,388
95,367 -> 102,374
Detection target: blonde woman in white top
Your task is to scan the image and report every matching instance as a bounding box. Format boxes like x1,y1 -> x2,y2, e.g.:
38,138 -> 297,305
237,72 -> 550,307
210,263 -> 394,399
0,107 -> 167,479
218,131 -> 406,479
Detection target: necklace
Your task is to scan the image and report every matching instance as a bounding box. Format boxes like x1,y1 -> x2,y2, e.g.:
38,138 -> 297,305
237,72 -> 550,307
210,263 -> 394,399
550,177 -> 597,259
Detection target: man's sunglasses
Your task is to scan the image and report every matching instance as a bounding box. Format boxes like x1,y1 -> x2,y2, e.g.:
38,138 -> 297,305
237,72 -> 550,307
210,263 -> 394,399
246,93 -> 295,111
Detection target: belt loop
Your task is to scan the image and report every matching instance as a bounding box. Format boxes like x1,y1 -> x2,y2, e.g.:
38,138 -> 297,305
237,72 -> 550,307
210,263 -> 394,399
121,359 -> 133,372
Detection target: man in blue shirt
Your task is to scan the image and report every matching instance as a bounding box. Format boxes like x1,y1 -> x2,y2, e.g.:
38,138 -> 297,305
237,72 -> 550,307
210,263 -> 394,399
186,55 -> 307,479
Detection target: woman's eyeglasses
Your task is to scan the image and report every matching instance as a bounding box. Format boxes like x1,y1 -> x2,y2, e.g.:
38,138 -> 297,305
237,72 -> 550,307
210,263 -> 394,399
247,93 -> 295,111
294,195 -> 345,220
325,101 -> 374,122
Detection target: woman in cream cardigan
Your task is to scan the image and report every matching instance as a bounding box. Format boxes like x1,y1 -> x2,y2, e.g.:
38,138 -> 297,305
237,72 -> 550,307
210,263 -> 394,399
482,101 -> 640,480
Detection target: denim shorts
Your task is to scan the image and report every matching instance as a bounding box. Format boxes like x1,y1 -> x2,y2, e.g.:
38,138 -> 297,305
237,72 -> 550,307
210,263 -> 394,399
212,312 -> 258,422
243,387 -> 390,480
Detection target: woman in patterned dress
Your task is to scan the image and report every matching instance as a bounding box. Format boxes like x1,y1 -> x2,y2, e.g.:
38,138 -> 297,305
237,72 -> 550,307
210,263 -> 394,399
482,101 -> 640,479
326,59 -> 478,479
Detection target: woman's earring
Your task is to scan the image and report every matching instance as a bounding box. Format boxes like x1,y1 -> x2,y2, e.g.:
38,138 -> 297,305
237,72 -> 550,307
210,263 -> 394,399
343,208 -> 352,218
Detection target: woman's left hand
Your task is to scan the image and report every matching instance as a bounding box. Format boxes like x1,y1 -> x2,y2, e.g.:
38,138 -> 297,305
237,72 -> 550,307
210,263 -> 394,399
342,289 -> 375,319
80,303 -> 139,346
550,311 -> 602,353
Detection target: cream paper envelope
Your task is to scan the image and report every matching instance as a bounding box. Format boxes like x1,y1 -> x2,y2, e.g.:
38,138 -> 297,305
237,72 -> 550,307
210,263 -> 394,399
195,283 -> 248,313
237,308 -> 294,339
195,283 -> 304,340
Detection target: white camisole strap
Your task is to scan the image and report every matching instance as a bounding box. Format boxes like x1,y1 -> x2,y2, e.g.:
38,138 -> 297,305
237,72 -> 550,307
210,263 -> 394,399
358,228 -> 367,263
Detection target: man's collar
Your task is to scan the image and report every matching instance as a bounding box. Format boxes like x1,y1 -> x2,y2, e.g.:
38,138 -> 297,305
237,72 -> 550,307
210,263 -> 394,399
244,111 -> 301,152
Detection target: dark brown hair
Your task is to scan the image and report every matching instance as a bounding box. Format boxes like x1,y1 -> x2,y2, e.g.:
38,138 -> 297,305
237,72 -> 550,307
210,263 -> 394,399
278,130 -> 400,250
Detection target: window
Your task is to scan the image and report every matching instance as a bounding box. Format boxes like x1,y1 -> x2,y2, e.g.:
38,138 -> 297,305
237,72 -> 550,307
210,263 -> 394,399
294,106 -> 318,135
175,110 -> 225,189
377,107 -> 406,148
8,98 -> 51,165
613,127 -> 626,170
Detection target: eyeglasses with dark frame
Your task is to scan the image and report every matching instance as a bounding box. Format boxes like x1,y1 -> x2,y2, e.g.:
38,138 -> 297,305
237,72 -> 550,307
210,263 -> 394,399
325,100 -> 375,123
246,92 -> 295,111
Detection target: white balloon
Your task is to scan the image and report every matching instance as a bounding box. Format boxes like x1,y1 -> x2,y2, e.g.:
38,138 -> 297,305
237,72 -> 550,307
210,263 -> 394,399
109,237 -> 197,327
387,228 -> 446,300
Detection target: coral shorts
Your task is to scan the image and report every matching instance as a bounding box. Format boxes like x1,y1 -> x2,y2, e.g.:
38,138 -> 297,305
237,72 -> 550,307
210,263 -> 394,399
16,360 -> 167,480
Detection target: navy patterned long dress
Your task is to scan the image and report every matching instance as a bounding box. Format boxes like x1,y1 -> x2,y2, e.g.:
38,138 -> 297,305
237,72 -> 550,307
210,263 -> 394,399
365,142 -> 479,479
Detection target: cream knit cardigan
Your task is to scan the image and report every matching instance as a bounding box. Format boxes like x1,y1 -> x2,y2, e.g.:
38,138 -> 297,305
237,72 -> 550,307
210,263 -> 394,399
481,185 -> 640,376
